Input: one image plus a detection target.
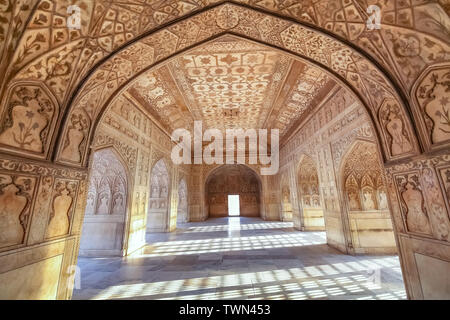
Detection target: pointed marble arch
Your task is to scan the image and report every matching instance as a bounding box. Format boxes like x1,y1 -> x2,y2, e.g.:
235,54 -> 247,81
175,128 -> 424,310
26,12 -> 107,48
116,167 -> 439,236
49,3 -> 424,167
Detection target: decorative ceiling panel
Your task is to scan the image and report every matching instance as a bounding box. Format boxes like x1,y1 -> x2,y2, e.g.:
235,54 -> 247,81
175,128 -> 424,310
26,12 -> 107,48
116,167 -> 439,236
127,66 -> 194,132
124,35 -> 335,137
167,35 -> 292,130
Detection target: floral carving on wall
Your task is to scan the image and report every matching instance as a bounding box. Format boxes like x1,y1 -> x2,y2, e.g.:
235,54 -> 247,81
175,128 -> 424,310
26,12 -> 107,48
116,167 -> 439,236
0,84 -> 57,156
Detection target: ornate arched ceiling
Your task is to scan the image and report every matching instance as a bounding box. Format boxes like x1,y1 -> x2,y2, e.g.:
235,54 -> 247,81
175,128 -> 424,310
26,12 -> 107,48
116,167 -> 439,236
122,35 -> 335,135
2,0 -> 448,99
0,1 -> 448,167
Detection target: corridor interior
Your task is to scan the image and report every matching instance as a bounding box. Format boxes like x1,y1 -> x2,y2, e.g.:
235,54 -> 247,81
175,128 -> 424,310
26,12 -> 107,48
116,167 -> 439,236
0,1 -> 448,301
73,217 -> 406,300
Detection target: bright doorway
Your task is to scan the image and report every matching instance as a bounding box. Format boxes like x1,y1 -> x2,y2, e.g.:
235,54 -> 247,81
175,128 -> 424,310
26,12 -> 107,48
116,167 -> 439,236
228,195 -> 240,216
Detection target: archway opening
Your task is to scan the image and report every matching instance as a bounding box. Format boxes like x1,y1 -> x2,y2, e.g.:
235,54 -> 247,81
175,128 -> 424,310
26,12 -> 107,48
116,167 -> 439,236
205,164 -> 261,219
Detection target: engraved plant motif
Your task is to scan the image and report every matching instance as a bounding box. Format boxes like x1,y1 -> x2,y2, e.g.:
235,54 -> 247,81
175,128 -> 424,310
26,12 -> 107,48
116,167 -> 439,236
14,110 -> 39,148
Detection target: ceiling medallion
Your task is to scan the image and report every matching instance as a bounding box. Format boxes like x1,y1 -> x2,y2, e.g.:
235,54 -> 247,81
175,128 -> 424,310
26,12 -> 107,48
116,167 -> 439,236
216,5 -> 239,30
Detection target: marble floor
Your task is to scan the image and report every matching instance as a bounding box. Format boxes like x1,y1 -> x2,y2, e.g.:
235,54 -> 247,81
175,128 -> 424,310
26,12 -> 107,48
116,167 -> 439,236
72,217 -> 406,300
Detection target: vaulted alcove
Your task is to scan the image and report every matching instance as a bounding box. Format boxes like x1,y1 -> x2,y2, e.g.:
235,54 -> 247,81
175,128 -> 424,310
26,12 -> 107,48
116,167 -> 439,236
205,165 -> 261,218
297,155 -> 325,231
147,159 -> 170,233
341,141 -> 396,254
79,148 -> 128,256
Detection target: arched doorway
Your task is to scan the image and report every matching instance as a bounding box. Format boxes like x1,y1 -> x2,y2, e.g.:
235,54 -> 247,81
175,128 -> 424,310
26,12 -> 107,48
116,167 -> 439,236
205,165 -> 261,218
147,159 -> 170,233
297,155 -> 325,231
79,148 -> 128,256
340,140 -> 397,254
177,178 -> 188,224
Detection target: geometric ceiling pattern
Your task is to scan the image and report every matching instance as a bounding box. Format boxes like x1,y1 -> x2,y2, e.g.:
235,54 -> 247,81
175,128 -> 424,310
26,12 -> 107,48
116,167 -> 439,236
125,35 -> 335,136
169,36 -> 291,131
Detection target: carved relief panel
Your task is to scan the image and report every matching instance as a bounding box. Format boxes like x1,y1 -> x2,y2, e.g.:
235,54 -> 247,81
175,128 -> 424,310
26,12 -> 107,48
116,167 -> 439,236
59,109 -> 89,165
297,155 -> 321,209
395,173 -> 433,236
177,178 -> 188,223
415,65 -> 450,148
0,83 -> 58,158
378,99 -> 414,157
45,179 -> 78,239
388,154 -> 450,243
0,173 -> 37,249
147,159 -> 170,232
